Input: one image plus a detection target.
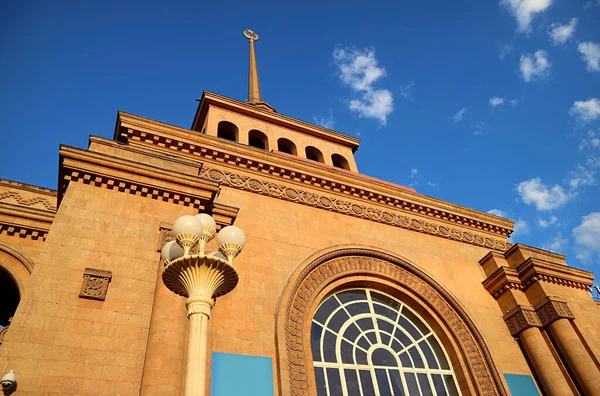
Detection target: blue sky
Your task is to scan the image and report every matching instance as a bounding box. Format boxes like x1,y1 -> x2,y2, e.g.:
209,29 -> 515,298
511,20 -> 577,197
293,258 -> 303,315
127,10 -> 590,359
1,1 -> 599,277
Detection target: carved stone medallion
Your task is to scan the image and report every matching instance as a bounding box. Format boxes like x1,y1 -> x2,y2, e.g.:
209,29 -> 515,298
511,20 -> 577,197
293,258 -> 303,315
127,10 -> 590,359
79,268 -> 112,301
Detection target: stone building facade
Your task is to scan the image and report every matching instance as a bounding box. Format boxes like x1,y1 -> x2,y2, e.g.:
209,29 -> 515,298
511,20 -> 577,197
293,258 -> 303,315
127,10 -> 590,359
1,32 -> 599,396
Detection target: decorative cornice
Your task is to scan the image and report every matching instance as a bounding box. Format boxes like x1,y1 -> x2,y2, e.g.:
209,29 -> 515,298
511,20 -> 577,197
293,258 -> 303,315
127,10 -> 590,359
482,266 -> 523,298
200,167 -> 511,252
0,179 -> 57,196
114,114 -> 514,239
504,306 -> 542,336
505,243 -> 566,263
0,203 -> 54,241
58,145 -> 220,210
517,258 -> 593,291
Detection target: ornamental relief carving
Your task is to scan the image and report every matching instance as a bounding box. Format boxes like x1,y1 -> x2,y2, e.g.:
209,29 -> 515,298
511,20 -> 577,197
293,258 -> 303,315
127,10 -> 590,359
503,301 -> 575,336
505,308 -> 542,336
0,191 -> 57,211
200,167 -> 511,252
283,250 -> 507,396
79,268 -> 112,301
537,300 -> 574,327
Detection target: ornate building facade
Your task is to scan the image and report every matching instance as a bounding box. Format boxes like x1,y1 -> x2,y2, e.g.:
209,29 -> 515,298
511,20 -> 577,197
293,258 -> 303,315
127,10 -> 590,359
1,31 -> 599,396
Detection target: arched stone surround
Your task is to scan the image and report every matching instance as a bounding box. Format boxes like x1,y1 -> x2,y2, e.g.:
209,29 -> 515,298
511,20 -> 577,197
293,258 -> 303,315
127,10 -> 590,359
274,245 -> 508,396
0,241 -> 34,295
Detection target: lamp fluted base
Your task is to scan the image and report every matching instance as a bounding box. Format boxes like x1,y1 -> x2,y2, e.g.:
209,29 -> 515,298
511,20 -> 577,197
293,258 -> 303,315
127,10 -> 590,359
162,254 -> 239,299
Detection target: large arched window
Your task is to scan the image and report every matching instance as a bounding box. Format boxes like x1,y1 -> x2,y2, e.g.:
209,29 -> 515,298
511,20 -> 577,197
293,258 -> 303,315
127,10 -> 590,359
311,288 -> 460,396
217,121 -> 238,142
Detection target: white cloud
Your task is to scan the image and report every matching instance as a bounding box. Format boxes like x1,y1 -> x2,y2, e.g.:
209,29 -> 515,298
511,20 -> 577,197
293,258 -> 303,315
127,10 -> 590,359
313,111 -> 335,129
499,42 -> 514,60
410,168 -> 418,178
573,212 -> 600,263
501,0 -> 552,32
510,99 -> 519,107
538,216 -> 558,228
333,47 -> 394,125
490,97 -> 505,106
488,209 -> 508,217
400,81 -> 414,101
520,50 -> 551,82
512,219 -> 531,238
579,129 -> 600,151
569,98 -> 600,123
583,0 -> 600,9
472,121 -> 486,136
543,233 -> 567,253
566,164 -> 596,190
453,107 -> 468,122
577,42 -> 600,72
516,178 -> 573,210
547,18 -> 577,45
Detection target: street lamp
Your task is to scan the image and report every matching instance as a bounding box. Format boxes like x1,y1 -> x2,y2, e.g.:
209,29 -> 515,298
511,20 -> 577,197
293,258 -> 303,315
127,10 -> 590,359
161,213 -> 246,396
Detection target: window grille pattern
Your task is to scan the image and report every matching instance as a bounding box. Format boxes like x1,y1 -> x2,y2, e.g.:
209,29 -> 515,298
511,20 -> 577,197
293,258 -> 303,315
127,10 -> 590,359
311,289 -> 461,396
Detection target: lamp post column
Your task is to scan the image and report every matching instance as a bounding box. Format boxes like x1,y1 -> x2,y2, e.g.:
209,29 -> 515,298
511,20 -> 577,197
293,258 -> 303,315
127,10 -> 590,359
161,214 -> 246,396
185,299 -> 213,396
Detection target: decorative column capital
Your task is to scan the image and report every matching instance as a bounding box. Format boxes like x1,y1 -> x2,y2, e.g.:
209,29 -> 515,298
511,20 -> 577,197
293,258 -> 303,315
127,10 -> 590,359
535,297 -> 574,327
186,298 -> 214,318
504,305 -> 542,336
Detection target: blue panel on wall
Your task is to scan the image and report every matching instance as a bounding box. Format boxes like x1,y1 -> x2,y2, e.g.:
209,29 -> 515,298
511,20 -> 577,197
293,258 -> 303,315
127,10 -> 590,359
211,352 -> 274,396
504,374 -> 540,396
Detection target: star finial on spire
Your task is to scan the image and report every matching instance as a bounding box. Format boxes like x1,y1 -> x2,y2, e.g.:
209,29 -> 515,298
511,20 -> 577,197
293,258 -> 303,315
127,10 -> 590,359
243,29 -> 275,112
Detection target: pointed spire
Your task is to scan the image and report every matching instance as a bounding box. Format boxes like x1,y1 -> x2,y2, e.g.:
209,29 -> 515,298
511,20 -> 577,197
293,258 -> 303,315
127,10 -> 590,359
243,29 -> 275,112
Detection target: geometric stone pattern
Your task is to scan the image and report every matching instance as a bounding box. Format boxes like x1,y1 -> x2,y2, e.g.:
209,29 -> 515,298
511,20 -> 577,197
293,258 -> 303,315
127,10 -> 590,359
200,167 -> 512,253
505,308 -> 543,337
79,268 -> 112,301
537,300 -> 574,327
0,223 -> 49,241
283,249 -> 508,396
504,301 -> 575,336
0,190 -> 57,211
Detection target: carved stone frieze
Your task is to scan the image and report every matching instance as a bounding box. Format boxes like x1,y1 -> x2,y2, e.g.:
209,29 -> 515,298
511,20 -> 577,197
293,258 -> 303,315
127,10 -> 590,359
536,299 -> 574,327
199,167 -> 511,252
0,191 -> 57,211
79,268 -> 112,301
117,123 -> 513,238
283,249 -> 507,396
504,308 -> 542,336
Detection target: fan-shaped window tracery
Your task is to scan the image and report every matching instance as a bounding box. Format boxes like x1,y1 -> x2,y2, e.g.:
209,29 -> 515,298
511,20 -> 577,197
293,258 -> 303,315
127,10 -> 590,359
311,288 -> 460,396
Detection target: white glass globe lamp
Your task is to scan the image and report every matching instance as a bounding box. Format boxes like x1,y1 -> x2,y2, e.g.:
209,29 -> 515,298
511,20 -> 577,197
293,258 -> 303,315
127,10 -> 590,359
172,215 -> 203,255
195,213 -> 217,254
217,225 -> 246,262
161,240 -> 185,264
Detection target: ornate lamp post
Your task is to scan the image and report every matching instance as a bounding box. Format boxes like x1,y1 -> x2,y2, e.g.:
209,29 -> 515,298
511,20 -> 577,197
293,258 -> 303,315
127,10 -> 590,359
161,213 -> 246,396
